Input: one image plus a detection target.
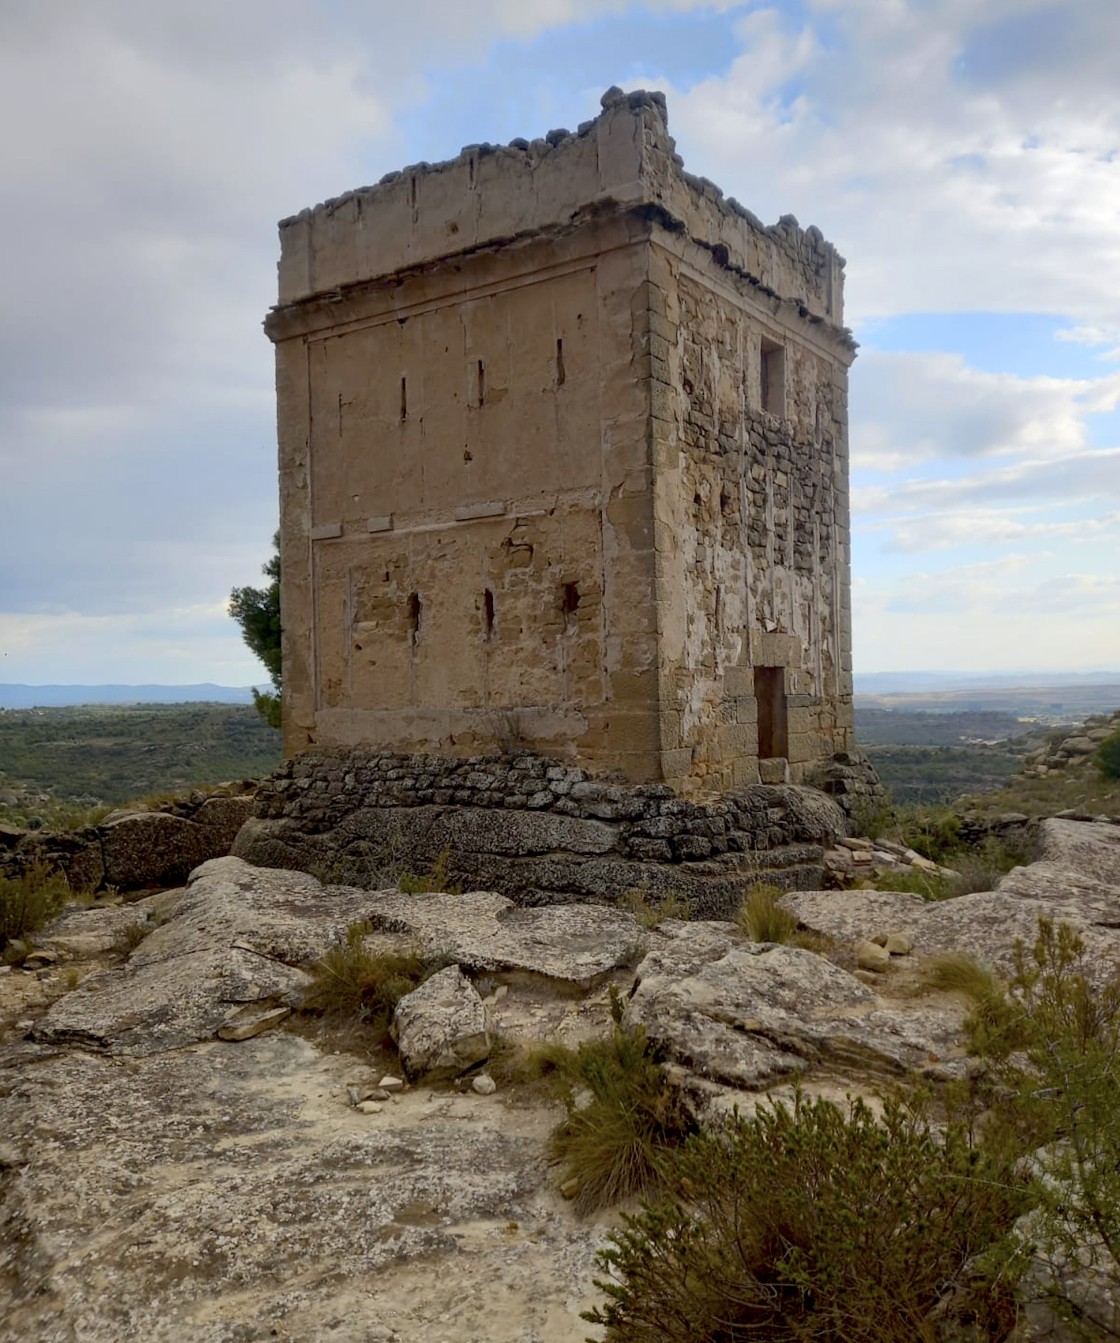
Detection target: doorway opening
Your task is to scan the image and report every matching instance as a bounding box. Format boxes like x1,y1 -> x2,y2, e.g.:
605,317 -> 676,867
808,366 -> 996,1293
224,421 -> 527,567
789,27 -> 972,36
754,665 -> 788,760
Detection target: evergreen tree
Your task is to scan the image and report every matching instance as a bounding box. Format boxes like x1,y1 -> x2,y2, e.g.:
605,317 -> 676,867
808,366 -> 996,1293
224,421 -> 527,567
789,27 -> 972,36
229,532 -> 281,728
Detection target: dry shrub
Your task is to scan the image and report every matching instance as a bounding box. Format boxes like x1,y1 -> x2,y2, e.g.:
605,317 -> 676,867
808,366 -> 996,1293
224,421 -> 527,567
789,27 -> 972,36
300,922 -> 438,1037
737,883 -> 801,945
0,862 -> 71,952
586,1088 -> 1029,1343
620,888 -> 690,929
548,994 -> 694,1214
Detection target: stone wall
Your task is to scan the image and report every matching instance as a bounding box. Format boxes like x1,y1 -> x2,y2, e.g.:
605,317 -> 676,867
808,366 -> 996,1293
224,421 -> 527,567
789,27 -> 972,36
232,750 -> 848,915
647,258 -> 853,791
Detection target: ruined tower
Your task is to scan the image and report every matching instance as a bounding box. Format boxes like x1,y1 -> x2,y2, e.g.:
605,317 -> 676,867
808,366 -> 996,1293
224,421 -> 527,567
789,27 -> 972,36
265,88 -> 856,793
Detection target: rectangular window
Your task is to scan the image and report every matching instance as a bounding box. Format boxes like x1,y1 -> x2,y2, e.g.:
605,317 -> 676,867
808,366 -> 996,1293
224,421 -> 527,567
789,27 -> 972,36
760,337 -> 786,417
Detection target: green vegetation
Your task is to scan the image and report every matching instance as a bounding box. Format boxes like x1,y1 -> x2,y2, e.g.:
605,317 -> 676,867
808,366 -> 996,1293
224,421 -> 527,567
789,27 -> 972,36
866,744 -> 1025,804
949,920 -> 1120,1336
1097,730 -> 1120,780
579,920 -> 1120,1341
858,804 -> 1038,900
586,1087 -> 1028,1343
620,888 -> 691,929
299,921 -> 440,1037
871,866 -> 952,900
0,702 -> 280,817
0,862 -> 72,954
229,531 -> 282,728
547,996 -> 694,1215
962,769 -> 1120,822
737,882 -> 801,944
397,848 -> 462,895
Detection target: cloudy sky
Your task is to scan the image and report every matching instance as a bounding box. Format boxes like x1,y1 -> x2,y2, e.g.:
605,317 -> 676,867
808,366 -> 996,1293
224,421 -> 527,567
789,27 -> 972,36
2,0 -> 1118,686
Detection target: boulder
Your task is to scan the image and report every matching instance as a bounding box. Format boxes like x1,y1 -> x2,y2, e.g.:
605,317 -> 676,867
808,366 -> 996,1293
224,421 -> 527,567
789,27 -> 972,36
363,888 -> 642,992
625,922 -> 962,1091
390,965 -> 492,1081
99,812 -> 210,888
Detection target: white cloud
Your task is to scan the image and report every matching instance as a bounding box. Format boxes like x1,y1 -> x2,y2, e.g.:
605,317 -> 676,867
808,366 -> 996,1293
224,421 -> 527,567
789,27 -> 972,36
852,351 -> 1120,468
668,0 -> 1120,324
854,557 -> 1120,672
869,509 -> 1120,555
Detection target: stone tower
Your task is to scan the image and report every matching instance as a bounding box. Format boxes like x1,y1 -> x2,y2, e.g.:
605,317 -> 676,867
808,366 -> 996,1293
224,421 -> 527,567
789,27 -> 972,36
265,88 -> 856,793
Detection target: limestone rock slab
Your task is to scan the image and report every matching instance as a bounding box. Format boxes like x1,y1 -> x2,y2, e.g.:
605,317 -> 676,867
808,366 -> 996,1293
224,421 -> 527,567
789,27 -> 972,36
625,922 -> 957,1090
364,888 -> 643,991
390,965 -> 492,1081
30,857 -> 370,1055
0,1032 -> 601,1343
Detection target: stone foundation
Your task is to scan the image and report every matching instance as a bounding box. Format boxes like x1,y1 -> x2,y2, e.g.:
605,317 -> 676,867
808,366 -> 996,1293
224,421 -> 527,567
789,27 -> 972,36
232,750 -> 848,916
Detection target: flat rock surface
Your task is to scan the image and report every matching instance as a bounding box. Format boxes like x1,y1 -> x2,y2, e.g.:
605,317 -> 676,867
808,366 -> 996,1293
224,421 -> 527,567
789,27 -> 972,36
784,819 -> 1120,980
363,888 -> 642,991
31,858 -> 372,1056
0,1032 -> 605,1343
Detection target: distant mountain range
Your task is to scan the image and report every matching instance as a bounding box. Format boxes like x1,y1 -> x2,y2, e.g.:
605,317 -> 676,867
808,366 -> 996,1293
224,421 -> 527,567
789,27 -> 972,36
2,672 -> 1118,711
0,684 -> 261,709
854,671 -> 1120,695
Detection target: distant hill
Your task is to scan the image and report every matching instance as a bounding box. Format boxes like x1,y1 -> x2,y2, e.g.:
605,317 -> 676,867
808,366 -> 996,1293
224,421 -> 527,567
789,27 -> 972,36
855,671 -> 1120,695
0,684 -> 261,709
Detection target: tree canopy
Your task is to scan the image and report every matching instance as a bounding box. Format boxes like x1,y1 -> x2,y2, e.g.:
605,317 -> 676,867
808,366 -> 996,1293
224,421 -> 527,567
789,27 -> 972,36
229,532 -> 281,728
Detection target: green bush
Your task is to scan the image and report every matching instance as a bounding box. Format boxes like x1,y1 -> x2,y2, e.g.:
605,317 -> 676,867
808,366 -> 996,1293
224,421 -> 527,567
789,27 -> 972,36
1096,730 -> 1120,780
737,883 -> 801,944
872,867 -> 951,900
299,922 -> 438,1036
548,995 -> 694,1214
586,1088 -> 1029,1343
893,804 -> 963,863
0,863 -> 72,952
847,793 -> 895,841
966,919 -> 1120,1335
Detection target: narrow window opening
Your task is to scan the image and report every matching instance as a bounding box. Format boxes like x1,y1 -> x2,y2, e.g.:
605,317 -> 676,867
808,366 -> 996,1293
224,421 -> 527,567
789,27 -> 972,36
760,337 -> 786,417
714,584 -> 723,633
400,375 -> 407,422
407,592 -> 422,643
476,359 -> 486,407
562,581 -> 580,633
483,589 -> 495,641
555,338 -> 566,387
754,666 -> 789,760
720,486 -> 732,516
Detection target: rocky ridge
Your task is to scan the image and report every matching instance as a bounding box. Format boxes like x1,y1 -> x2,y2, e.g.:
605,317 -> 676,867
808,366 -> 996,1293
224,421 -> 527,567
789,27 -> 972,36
2,817 -> 1120,1340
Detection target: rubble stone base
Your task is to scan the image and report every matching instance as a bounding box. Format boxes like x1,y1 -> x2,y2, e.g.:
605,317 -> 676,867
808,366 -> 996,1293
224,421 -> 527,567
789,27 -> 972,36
233,750 -> 850,915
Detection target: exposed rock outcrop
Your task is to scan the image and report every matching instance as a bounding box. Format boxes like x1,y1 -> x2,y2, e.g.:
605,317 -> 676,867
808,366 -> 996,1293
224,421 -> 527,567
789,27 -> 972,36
233,749 -> 849,909
4,818 -> 1120,1341
0,786 -> 255,893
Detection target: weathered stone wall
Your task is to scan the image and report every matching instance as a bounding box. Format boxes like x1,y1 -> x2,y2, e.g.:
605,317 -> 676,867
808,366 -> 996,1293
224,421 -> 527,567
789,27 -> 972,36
275,88 -> 843,324
232,750 -> 848,915
266,86 -> 855,792
647,255 -> 854,790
